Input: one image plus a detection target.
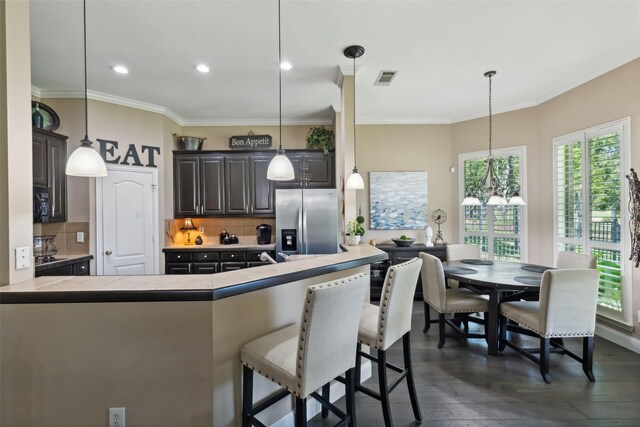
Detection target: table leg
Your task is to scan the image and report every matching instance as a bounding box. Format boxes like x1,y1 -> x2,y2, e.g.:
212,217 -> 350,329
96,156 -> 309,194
487,290 -> 500,356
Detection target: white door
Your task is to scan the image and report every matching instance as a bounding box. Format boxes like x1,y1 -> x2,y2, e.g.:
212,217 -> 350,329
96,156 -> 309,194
98,166 -> 158,275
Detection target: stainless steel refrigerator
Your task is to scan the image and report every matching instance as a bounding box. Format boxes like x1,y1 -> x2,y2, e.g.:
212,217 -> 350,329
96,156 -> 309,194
275,189 -> 339,261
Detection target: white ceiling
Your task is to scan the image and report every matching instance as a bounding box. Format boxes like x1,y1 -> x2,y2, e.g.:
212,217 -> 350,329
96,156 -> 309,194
29,0 -> 640,126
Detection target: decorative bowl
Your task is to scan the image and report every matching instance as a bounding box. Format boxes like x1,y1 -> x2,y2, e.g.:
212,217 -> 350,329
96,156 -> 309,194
392,238 -> 415,247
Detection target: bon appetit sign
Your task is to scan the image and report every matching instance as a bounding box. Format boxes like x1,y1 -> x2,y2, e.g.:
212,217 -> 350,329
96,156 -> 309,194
229,133 -> 272,150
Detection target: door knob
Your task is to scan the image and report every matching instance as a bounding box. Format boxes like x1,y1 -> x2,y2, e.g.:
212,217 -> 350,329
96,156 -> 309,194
105,250 -> 112,256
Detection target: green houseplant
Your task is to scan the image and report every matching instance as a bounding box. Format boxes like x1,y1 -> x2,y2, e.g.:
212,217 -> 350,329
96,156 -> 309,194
305,126 -> 334,154
345,216 -> 365,246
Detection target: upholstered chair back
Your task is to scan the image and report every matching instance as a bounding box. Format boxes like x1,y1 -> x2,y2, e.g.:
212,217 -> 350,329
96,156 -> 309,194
556,251 -> 597,269
538,269 -> 600,337
419,252 -> 447,312
296,273 -> 368,397
446,244 -> 481,261
376,258 -> 422,350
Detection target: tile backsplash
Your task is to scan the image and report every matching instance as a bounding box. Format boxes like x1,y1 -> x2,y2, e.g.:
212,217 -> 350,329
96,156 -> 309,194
33,222 -> 90,255
166,218 -> 275,246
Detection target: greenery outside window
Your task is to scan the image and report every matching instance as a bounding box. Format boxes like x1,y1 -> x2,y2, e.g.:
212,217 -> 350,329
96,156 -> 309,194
553,118 -> 631,325
458,146 -> 527,262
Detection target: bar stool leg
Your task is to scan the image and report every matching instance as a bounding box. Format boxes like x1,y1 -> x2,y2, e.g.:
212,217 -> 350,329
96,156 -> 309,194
583,336 -> 595,382
498,315 -> 507,352
321,384 -> 330,418
377,349 -> 394,427
437,313 -> 446,348
295,396 -> 307,427
423,302 -> 431,332
242,365 -> 253,427
539,337 -> 551,384
345,367 -> 357,427
403,333 -> 422,422
355,343 -> 362,386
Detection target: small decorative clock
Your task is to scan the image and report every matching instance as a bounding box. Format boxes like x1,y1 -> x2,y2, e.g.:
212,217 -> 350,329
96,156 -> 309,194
431,209 -> 447,246
31,101 -> 60,132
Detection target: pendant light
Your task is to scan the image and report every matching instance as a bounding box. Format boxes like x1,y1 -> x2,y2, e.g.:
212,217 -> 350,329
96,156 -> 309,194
461,71 -> 525,206
266,0 -> 295,181
344,45 -> 365,190
66,0 -> 108,177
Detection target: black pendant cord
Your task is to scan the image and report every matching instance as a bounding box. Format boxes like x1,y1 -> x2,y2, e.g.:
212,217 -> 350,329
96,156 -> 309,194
352,55 -> 357,171
82,0 -> 91,146
488,72 -> 492,156
278,0 -> 282,152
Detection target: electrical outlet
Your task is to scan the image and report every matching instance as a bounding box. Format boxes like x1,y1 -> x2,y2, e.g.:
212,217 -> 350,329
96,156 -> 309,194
109,407 -> 125,427
76,232 -> 85,243
199,225 -> 205,233
15,247 -> 30,269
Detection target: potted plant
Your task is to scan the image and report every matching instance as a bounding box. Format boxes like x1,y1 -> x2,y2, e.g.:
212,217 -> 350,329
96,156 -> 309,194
305,126 -> 334,155
345,216 -> 365,246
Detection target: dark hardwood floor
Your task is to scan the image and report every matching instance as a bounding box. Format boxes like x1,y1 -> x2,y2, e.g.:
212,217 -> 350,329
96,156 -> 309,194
309,302 -> 640,426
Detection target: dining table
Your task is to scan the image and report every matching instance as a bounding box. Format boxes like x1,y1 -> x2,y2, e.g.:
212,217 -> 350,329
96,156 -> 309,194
441,259 -> 554,356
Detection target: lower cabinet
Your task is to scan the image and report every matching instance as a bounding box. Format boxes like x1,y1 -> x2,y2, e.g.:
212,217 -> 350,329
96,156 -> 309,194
163,249 -> 275,275
35,257 -> 92,277
371,244 -> 447,301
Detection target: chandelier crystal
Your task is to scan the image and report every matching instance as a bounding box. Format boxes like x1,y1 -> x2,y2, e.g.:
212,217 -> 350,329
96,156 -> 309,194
461,71 -> 525,206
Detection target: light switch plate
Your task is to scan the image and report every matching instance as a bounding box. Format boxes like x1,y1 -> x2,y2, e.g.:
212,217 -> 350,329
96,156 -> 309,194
15,247 -> 30,269
76,231 -> 85,243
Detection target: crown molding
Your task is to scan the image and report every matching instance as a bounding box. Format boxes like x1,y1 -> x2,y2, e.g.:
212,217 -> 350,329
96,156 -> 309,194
451,100 -> 538,123
31,85 -> 42,98
181,118 -> 333,127
356,117 -> 453,125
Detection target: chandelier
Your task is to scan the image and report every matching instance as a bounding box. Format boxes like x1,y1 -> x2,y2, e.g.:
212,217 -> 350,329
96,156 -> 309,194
461,71 -> 525,206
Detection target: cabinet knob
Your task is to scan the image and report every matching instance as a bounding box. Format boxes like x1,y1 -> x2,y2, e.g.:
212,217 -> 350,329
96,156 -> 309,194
177,255 -> 181,259
203,255 -> 208,258
105,250 -> 112,256
231,254 -> 235,258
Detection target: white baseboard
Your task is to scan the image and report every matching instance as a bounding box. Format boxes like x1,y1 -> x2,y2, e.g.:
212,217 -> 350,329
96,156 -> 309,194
596,323 -> 640,354
270,361 -> 372,427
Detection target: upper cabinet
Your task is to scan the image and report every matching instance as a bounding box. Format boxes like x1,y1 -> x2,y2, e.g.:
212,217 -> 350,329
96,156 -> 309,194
173,150 -> 334,218
32,128 -> 67,222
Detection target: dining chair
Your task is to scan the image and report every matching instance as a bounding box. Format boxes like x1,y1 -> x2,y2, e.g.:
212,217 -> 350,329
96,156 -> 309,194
498,269 -> 600,383
556,251 -> 597,269
354,258 -> 422,427
419,252 -> 489,348
445,244 -> 481,288
240,273 -> 368,427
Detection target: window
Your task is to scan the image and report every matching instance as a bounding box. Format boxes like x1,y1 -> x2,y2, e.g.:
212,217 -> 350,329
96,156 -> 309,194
553,118 -> 631,325
458,146 -> 527,262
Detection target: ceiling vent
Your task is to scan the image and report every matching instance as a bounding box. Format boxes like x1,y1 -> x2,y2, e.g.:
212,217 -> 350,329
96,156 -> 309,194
374,70 -> 397,86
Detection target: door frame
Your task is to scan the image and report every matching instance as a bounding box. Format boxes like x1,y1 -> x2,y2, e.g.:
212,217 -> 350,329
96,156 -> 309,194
96,164 -> 159,275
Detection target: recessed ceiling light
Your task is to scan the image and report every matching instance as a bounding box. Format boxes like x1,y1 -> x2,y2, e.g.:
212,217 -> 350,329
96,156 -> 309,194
111,65 -> 129,74
195,64 -> 210,73
280,61 -> 292,70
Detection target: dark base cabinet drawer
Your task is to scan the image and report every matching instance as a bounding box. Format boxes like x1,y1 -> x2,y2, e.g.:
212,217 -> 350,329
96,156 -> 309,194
37,264 -> 74,276
166,252 -> 193,263
247,251 -> 275,262
73,261 -> 90,275
194,252 -> 219,262
220,262 -> 247,272
220,252 -> 246,262
192,263 -> 218,274
166,263 -> 191,274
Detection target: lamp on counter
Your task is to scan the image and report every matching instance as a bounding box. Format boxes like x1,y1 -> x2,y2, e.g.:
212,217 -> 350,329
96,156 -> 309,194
65,0 -> 108,177
266,0 -> 295,181
461,71 -> 525,206
344,45 -> 365,190
181,218 -> 197,245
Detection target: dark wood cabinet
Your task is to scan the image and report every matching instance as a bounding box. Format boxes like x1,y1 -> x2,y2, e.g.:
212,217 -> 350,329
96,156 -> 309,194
174,154 -> 224,217
163,248 -> 275,275
174,150 -> 332,218
35,256 -> 92,278
32,128 -> 67,222
370,244 -> 447,301
275,151 -> 335,189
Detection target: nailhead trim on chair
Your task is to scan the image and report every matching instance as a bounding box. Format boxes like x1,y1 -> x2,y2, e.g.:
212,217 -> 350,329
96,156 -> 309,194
426,301 -> 489,314
501,312 -> 595,338
241,273 -> 368,399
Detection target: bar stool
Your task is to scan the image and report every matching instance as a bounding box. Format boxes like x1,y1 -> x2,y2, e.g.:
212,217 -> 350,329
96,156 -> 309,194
240,273 -> 368,427
354,258 -> 423,427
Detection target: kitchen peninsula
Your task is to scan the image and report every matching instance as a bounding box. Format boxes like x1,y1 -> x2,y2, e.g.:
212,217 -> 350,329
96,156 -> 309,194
0,244 -> 386,427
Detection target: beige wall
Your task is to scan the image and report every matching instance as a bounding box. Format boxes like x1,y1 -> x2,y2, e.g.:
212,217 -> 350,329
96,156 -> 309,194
0,1 -> 34,284
356,124 -> 455,244
451,58 -> 640,334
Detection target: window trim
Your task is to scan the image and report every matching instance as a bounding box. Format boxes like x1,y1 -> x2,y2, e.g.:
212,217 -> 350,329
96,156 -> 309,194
552,117 -> 632,326
458,145 -> 528,262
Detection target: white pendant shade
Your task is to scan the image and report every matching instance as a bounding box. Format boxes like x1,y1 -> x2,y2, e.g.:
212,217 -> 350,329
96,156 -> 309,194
461,196 -> 482,206
508,195 -> 526,205
346,170 -> 364,189
487,194 -> 507,205
267,151 -> 295,181
66,145 -> 108,177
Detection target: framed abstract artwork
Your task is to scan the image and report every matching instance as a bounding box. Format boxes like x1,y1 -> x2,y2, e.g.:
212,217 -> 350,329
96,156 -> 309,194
369,171 -> 428,230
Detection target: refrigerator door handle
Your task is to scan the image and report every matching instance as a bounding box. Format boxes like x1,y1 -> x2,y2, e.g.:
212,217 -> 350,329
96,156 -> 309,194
297,208 -> 304,253
302,209 -> 308,254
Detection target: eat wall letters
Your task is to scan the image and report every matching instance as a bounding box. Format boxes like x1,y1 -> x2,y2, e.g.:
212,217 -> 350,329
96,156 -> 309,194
97,139 -> 161,168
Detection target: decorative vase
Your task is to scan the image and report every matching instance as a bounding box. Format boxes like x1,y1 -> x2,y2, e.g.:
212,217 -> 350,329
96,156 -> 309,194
32,103 -> 43,128
195,235 -> 203,245
345,235 -> 361,246
424,225 -> 434,247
